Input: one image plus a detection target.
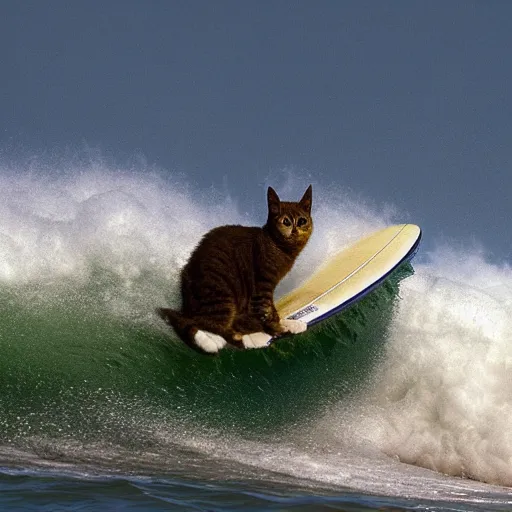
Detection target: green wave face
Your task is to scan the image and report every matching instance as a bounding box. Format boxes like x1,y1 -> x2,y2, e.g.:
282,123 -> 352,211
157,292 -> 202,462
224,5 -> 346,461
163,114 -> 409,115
0,263 -> 412,449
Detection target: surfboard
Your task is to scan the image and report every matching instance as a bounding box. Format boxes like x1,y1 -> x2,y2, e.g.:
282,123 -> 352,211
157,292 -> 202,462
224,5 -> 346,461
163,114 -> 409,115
275,224 -> 421,328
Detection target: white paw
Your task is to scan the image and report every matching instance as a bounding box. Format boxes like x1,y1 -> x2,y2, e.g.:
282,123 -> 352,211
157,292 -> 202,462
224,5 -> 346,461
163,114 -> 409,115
194,330 -> 227,353
242,332 -> 272,349
280,319 -> 308,334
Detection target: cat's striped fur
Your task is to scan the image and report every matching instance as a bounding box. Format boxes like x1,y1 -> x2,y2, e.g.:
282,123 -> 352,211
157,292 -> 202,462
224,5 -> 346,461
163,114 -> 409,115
158,186 -> 313,354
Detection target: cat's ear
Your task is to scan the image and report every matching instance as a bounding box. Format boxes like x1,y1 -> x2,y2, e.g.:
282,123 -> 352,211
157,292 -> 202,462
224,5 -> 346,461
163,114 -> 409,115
299,185 -> 312,214
267,186 -> 281,216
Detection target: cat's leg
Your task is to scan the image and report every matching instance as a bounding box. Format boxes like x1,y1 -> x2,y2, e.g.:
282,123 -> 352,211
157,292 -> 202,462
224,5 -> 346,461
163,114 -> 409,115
193,317 -> 241,352
177,274 -> 246,352
280,318 -> 308,334
232,314 -> 265,334
191,303 -> 254,351
157,308 -> 227,354
261,306 -> 308,336
241,332 -> 273,349
241,319 -> 307,349
260,302 -> 285,336
232,315 -> 272,349
180,281 -> 254,351
243,295 -> 308,347
250,293 -> 284,336
192,329 -> 227,353
237,317 -> 307,349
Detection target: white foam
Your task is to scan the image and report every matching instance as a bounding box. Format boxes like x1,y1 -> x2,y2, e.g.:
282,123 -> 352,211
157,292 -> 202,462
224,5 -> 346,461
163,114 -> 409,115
0,161 -> 388,312
326,246 -> 512,487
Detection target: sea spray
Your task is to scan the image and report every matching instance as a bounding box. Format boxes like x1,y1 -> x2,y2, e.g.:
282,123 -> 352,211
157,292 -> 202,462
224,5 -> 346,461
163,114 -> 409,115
334,248 -> 512,487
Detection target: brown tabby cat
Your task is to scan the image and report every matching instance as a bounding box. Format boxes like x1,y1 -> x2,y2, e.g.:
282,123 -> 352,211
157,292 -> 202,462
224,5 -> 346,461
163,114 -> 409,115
158,185 -> 313,354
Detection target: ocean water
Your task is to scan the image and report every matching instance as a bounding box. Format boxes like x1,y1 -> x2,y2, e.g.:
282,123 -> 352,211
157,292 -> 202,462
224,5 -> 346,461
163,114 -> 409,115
2,158 -> 512,511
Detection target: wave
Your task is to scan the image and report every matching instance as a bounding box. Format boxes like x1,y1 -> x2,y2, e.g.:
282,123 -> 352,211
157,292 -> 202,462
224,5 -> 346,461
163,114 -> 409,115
1,155 -> 512,493
0,159 -> 395,438
338,247 -> 512,487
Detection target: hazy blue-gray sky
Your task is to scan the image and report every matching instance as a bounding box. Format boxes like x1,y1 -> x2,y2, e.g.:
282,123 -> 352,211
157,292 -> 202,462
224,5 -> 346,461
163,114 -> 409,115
2,1 -> 511,260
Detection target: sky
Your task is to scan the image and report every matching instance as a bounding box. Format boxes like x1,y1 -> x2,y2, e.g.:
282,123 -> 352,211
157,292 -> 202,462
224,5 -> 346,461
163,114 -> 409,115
1,1 -> 512,261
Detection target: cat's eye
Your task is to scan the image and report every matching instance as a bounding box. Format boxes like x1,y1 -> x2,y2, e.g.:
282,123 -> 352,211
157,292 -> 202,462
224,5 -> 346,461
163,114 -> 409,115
283,217 -> 292,227
298,217 -> 308,227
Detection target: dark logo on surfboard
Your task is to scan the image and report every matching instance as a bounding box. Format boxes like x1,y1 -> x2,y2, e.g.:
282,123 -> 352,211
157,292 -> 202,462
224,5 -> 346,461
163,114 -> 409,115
289,305 -> 319,320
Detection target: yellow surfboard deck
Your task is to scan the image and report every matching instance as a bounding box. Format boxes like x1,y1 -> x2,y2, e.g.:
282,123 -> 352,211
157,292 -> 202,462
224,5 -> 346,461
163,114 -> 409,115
276,224 -> 421,326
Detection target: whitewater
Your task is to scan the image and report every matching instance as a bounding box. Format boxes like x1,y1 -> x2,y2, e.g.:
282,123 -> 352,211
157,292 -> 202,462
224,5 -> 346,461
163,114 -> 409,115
1,157 -> 512,510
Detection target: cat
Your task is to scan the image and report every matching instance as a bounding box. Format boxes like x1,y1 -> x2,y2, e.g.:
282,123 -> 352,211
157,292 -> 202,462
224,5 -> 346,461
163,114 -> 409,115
157,185 -> 313,354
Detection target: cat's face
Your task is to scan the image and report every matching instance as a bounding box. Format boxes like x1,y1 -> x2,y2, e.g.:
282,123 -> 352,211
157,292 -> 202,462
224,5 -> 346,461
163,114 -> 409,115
267,186 -> 313,247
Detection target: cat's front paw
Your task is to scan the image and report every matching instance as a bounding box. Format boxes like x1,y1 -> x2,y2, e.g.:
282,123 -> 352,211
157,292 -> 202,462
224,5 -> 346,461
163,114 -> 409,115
194,330 -> 227,353
242,332 -> 272,349
280,319 -> 308,334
